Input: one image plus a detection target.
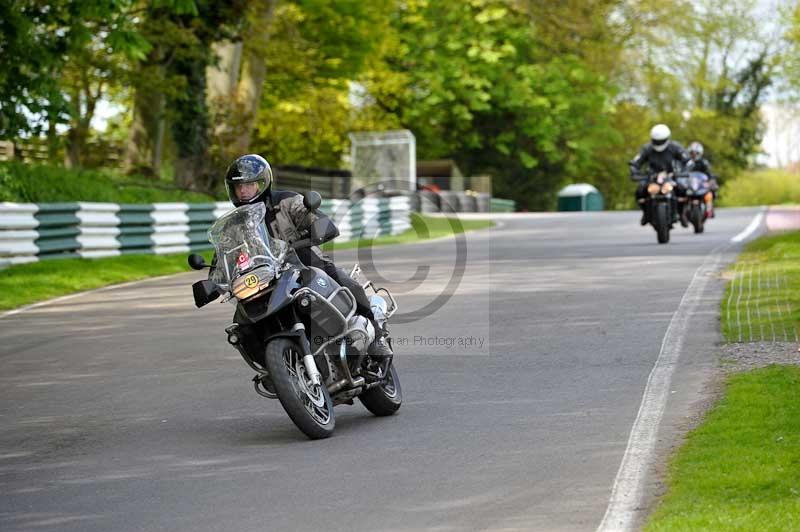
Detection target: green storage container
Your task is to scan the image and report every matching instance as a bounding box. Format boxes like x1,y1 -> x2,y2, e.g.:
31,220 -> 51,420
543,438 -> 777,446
557,184 -> 604,211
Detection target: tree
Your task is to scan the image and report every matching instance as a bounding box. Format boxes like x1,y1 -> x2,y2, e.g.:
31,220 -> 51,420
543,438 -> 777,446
0,1 -> 70,139
355,0 -> 617,210
0,1 -> 157,166
248,0 -> 393,168
123,0 -> 246,188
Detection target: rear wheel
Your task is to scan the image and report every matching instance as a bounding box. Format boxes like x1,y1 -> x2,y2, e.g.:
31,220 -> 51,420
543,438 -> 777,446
655,202 -> 670,244
359,364 -> 402,416
264,338 -> 335,439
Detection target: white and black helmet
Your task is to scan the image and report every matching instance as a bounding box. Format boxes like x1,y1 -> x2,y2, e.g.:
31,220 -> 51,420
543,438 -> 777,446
650,124 -> 671,152
688,141 -> 704,160
225,154 -> 273,207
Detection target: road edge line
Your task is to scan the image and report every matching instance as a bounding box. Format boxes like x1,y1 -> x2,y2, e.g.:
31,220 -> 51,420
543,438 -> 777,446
596,208 -> 767,531
730,206 -> 766,243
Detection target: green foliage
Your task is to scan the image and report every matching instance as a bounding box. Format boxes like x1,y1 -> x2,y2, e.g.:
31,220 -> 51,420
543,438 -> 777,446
784,3 -> 800,96
0,1 -> 152,139
359,0 -> 617,211
646,365 -> 800,531
2,0 -> 791,208
0,161 -> 215,203
718,169 -> 800,207
250,0 -> 393,166
0,1 -> 72,136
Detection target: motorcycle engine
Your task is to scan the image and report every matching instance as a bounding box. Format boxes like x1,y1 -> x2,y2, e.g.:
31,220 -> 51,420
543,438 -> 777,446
346,315 -> 375,354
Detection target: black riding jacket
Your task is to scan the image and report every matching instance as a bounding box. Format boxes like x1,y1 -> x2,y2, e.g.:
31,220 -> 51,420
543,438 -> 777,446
629,141 -> 691,176
689,157 -> 713,177
209,189 -> 337,281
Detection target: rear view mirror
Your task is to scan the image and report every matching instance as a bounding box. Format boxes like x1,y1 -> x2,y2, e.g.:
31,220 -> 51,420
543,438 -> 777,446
192,280 -> 221,308
188,254 -> 208,270
303,191 -> 322,212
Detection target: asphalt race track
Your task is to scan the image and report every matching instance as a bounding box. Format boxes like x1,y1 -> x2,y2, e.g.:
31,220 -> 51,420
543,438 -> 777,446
0,207 -> 763,532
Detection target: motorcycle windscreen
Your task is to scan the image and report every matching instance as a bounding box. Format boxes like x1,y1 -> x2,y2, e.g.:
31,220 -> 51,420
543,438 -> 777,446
688,171 -> 709,193
207,203 -> 288,287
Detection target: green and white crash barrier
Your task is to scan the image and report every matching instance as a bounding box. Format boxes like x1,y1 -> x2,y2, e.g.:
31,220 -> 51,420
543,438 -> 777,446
0,197 -> 411,267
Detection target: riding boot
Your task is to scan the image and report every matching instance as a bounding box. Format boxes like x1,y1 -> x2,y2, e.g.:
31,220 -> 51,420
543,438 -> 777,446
367,319 -> 393,363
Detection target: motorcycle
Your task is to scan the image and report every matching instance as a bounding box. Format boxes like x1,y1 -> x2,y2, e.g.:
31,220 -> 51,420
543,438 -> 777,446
678,171 -> 713,234
188,192 -> 402,439
635,171 -> 678,244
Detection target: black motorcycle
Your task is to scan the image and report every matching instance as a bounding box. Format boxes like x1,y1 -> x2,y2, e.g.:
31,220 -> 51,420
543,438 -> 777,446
678,171 -> 713,234
636,171 -> 678,244
188,193 -> 401,439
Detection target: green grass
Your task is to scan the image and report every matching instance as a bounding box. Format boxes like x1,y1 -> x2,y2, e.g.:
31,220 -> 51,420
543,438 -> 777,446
0,161 -> 216,203
721,231 -> 800,343
718,169 -> 800,207
0,251 -> 215,311
0,214 -> 493,311
645,365 -> 800,532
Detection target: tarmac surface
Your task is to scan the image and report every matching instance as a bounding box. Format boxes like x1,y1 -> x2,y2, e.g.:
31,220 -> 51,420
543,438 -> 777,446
0,207 -> 764,531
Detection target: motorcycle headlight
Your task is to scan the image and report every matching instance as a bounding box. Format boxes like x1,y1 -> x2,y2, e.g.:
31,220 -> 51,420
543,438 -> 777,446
231,266 -> 275,301
661,183 -> 674,194
647,183 -> 661,195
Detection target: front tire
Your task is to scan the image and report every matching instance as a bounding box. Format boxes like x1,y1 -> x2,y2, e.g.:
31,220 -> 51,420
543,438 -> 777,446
264,338 -> 335,439
359,364 -> 402,416
691,204 -> 704,233
655,202 -> 670,244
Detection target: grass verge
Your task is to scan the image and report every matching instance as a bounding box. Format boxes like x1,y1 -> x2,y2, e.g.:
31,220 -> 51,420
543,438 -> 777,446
720,230 -> 800,342
0,214 -> 493,311
645,364 -> 800,531
0,161 -> 216,203
718,169 -> 800,207
0,251 -> 215,312
647,230 -> 800,530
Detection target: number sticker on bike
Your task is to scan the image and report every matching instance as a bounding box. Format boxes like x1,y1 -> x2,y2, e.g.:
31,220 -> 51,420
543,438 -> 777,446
244,274 -> 259,288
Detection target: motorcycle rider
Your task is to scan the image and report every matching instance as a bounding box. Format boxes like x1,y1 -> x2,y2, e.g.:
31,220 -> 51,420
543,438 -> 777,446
217,154 -> 393,364
687,141 -> 719,218
629,124 -> 692,227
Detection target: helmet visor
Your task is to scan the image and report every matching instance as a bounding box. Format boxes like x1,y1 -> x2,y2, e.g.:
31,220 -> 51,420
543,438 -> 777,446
651,137 -> 669,152
226,178 -> 269,205
651,137 -> 668,147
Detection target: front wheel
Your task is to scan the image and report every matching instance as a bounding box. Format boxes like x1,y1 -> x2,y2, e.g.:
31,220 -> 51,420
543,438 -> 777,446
264,338 -> 335,439
359,364 -> 403,416
691,204 -> 704,233
654,202 -> 670,244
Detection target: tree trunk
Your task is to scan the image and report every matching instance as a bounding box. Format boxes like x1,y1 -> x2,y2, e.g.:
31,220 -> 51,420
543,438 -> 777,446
231,53 -> 267,155
207,40 -> 242,102
125,85 -> 166,177
46,106 -> 60,161
66,125 -> 88,168
230,0 -> 276,155
172,55 -> 212,190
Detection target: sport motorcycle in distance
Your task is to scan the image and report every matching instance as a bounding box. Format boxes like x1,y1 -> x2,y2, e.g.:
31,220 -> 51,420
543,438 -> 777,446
636,171 -> 678,244
678,171 -> 713,234
188,193 -> 401,439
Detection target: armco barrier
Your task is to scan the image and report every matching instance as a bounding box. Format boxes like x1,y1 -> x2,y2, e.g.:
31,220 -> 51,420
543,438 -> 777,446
0,197 -> 410,267
490,198 -> 516,212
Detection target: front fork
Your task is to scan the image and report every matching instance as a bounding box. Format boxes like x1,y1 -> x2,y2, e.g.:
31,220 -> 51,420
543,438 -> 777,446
292,323 -> 322,386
